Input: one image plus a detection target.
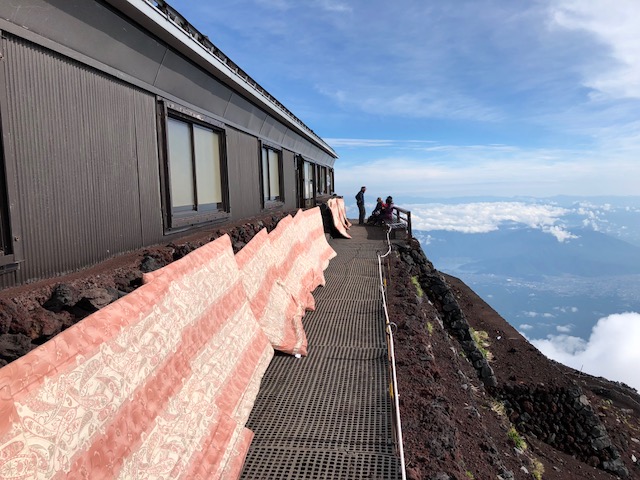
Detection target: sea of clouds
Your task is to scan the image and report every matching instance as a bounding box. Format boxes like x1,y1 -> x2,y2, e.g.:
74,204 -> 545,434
348,200 -> 586,241
531,312 -> 640,392
344,198 -> 640,391
407,201 -> 640,392
407,201 -> 580,241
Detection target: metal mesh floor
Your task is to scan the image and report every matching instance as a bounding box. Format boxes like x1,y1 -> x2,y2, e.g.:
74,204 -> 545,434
240,225 -> 402,479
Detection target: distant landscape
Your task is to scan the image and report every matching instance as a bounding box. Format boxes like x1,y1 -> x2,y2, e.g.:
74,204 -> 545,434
348,195 -> 640,390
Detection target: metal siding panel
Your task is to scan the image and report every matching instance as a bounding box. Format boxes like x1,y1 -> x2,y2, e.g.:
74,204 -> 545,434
246,103 -> 269,133
3,35 -> 148,284
260,116 -> 287,145
282,149 -> 297,210
225,93 -> 268,132
280,130 -> 335,167
280,129 -> 298,152
134,94 -> 164,245
0,0 -> 166,86
155,50 -> 232,117
226,129 -> 261,220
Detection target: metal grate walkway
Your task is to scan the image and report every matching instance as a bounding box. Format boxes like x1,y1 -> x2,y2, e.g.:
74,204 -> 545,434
240,225 -> 402,479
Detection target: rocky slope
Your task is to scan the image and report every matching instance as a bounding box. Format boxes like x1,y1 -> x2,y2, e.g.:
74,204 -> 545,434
0,222 -> 638,479
390,239 -> 639,479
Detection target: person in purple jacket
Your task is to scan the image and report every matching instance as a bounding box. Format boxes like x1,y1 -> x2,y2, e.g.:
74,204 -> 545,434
381,196 -> 394,223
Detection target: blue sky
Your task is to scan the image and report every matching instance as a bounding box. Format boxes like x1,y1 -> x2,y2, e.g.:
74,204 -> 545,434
168,0 -> 640,199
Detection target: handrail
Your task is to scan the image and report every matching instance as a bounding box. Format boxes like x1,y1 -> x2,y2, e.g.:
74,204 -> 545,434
378,233 -> 407,480
392,206 -> 412,238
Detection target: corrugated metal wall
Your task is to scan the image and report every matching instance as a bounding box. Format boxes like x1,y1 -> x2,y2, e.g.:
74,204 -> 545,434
0,0 -> 337,288
0,0 -> 335,168
0,34 -> 161,287
226,128 -> 262,220
282,149 -> 297,210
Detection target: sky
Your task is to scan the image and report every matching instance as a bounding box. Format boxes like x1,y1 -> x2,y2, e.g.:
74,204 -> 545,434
166,0 -> 640,200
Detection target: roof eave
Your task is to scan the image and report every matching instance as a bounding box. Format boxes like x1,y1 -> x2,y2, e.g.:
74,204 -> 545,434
103,0 -> 338,159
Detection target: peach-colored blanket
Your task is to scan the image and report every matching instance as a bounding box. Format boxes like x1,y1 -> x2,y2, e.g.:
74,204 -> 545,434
327,197 -> 352,238
0,209 -> 335,479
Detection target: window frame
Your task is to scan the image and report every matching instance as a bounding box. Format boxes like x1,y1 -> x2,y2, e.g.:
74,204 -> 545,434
259,142 -> 284,209
302,159 -> 316,208
158,100 -> 230,232
328,168 -> 334,194
316,165 -> 328,195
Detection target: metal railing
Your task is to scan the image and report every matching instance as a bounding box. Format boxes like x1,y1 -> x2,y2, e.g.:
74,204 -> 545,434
378,235 -> 407,480
391,207 -> 412,238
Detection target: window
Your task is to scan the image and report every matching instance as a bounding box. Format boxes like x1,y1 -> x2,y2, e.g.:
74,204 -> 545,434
162,106 -> 228,230
260,145 -> 283,206
327,168 -> 334,194
316,165 -> 328,195
302,160 -> 315,208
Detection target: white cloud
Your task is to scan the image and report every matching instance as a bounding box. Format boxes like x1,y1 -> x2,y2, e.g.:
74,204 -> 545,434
532,312 -> 640,391
420,234 -> 434,246
255,0 -> 291,10
324,138 -> 436,148
255,0 -> 351,13
316,0 -> 351,13
519,324 -> 534,331
325,88 -> 501,122
542,225 -> 578,243
324,138 -> 395,148
335,149 -> 640,199
404,202 -> 575,242
556,324 -> 573,333
550,0 -> 640,99
554,306 -> 579,313
523,311 -> 539,318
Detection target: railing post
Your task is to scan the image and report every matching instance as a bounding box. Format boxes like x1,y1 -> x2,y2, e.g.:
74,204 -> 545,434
406,211 -> 412,239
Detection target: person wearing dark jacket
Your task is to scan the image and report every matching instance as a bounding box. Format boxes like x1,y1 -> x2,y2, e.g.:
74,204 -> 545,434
367,197 -> 384,224
355,186 -> 366,224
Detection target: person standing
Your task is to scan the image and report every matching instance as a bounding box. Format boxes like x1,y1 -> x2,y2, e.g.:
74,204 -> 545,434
356,186 -> 366,224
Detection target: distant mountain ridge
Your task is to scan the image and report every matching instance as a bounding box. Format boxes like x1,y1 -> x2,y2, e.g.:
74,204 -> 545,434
419,226 -> 640,277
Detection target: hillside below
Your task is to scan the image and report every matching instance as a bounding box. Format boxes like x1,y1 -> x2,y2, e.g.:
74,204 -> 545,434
390,238 -> 640,479
0,221 -> 638,479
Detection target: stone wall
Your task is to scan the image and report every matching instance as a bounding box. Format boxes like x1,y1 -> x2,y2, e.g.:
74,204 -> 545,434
499,383 -> 628,477
395,240 -> 497,388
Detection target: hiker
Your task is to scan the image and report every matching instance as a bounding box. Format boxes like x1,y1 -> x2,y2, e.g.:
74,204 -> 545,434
355,186 -> 366,224
367,197 -> 385,224
380,196 -> 394,223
